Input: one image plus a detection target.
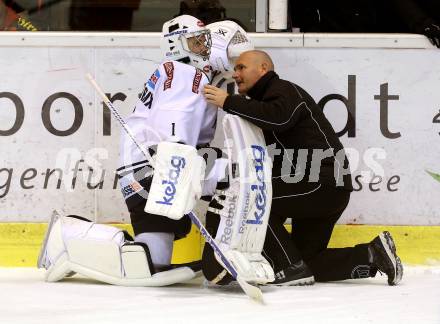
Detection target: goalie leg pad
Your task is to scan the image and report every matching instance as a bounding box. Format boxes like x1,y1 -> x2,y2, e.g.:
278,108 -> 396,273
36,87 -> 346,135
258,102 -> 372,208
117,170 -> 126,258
67,241 -> 196,287
38,213 -> 197,286
210,115 -> 275,284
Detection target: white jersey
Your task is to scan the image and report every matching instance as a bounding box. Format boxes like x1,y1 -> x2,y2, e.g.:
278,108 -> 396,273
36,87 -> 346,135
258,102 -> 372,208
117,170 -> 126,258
118,60 -> 217,201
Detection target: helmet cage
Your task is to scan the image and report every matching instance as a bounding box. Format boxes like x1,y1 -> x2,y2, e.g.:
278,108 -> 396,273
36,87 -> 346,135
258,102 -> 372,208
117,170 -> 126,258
161,15 -> 212,73
181,30 -> 212,59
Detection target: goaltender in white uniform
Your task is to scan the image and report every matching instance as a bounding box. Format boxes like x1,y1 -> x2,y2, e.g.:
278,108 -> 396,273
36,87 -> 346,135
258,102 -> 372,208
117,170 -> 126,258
37,17 -> 275,287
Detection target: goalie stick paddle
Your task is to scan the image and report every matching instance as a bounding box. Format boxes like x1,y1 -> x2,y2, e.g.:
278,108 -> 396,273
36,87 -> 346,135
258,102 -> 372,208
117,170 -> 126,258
86,73 -> 264,303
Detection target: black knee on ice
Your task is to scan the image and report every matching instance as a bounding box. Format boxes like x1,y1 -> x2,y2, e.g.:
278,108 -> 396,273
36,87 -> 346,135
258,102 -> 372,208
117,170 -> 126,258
201,208 -> 233,285
202,244 -> 234,285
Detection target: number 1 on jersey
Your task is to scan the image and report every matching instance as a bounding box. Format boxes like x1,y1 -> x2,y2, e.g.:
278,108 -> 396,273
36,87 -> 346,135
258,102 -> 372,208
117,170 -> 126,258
171,122 -> 176,136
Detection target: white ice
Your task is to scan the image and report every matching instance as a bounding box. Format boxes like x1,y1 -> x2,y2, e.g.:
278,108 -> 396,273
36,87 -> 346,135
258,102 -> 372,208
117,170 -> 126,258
1,266 -> 439,324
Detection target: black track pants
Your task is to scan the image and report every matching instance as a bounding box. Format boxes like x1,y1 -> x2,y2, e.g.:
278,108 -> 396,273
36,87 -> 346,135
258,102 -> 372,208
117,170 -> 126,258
264,181 -> 376,281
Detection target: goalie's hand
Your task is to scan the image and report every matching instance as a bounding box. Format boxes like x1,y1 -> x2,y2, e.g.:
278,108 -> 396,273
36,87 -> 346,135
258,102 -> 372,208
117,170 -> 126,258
203,85 -> 228,108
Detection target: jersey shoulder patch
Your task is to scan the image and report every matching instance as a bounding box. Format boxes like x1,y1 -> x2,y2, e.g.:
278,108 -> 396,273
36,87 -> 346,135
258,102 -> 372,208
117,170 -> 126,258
146,68 -> 161,90
192,69 -> 203,94
159,61 -> 209,95
162,61 -> 175,91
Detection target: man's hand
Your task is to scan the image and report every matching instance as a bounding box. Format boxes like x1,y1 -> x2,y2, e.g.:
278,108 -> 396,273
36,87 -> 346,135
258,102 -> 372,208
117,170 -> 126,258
204,85 -> 228,108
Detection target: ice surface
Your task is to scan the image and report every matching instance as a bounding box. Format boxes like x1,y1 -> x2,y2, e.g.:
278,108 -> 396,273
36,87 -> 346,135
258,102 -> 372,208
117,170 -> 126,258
0,266 -> 439,324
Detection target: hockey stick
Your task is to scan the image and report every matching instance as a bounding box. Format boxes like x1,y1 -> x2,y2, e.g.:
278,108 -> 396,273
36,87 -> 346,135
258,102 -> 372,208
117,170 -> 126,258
86,73 -> 264,303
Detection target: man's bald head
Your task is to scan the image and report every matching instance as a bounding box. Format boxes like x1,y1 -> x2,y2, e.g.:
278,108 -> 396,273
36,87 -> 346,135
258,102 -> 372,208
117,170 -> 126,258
240,50 -> 274,71
232,50 -> 275,94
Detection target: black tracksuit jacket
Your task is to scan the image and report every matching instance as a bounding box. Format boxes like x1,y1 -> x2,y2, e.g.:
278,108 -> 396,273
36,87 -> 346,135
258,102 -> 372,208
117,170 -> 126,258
223,71 -> 353,193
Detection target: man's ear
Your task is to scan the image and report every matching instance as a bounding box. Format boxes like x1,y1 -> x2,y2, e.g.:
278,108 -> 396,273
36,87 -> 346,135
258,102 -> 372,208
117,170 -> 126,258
260,62 -> 269,74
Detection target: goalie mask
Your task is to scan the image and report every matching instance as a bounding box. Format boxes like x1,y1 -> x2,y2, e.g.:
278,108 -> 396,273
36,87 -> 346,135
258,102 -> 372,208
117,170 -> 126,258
161,15 -> 212,74
207,20 -> 254,74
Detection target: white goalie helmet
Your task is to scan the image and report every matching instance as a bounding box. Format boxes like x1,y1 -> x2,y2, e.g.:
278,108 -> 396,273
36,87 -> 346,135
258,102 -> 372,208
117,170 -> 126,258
161,15 -> 212,74
207,20 -> 254,73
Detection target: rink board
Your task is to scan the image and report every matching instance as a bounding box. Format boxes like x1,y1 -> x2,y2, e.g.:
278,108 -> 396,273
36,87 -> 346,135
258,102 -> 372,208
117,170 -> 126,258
1,223 -> 439,267
1,33 -> 439,269
0,33 -> 440,226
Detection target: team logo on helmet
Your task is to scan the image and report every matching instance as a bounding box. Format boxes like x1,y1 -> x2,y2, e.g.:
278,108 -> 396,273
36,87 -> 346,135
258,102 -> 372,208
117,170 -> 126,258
216,28 -> 228,36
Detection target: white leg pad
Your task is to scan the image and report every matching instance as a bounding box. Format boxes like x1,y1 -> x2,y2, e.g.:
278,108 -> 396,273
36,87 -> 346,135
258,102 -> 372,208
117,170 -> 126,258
39,213 -> 197,286
121,244 -> 152,279
67,237 -> 125,278
45,252 -> 71,282
212,115 -> 275,284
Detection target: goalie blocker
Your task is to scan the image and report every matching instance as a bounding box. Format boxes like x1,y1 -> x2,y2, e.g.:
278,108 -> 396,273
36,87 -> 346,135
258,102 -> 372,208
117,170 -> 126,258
145,141 -> 206,220
118,141 -> 224,239
37,212 -> 199,286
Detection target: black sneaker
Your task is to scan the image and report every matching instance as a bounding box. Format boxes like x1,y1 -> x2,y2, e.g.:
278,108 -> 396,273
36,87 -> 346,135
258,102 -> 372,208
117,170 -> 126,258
369,231 -> 403,286
267,261 -> 315,286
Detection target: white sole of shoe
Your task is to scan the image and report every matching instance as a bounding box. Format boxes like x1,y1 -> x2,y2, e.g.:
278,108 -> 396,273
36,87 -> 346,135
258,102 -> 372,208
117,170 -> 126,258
380,231 -> 403,285
267,275 -> 315,286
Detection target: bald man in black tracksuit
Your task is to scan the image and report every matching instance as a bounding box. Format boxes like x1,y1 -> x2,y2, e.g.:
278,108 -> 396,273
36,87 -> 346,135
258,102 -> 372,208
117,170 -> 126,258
203,50 -> 403,286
